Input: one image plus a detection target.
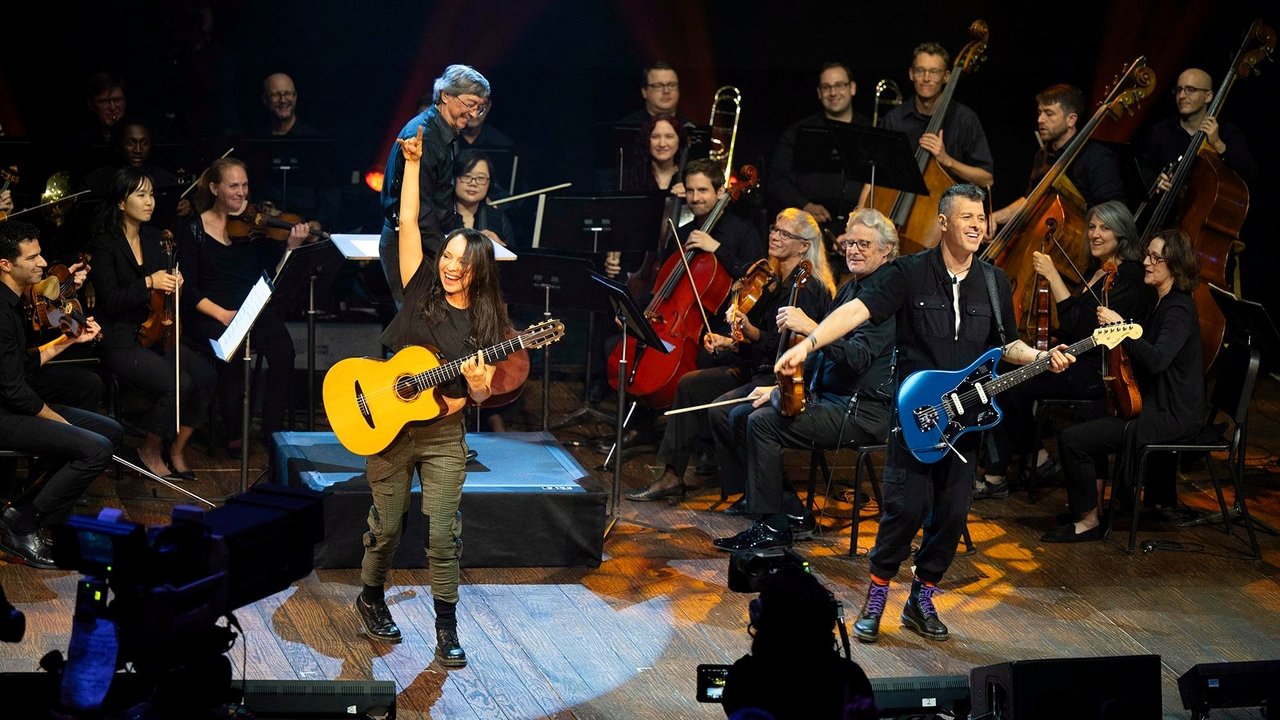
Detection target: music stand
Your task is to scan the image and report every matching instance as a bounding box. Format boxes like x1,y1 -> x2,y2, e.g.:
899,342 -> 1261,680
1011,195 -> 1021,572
211,274 -> 274,493
498,251 -> 601,430
539,192 -> 665,431
588,269 -> 673,538
823,121 -> 927,207
236,137 -> 343,210
1181,284 -> 1280,535
271,239 -> 348,430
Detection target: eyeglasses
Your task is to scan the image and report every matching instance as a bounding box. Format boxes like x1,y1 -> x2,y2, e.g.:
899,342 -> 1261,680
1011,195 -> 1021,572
769,225 -> 808,243
910,67 -> 946,79
818,81 -> 851,93
1144,251 -> 1167,265
839,238 -> 875,252
449,94 -> 488,117
1171,85 -> 1211,96
93,94 -> 126,107
267,91 -> 296,100
459,174 -> 490,185
646,82 -> 679,91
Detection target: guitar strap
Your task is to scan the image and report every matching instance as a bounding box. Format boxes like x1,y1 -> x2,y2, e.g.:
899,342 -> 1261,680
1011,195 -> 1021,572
979,259 -> 1007,346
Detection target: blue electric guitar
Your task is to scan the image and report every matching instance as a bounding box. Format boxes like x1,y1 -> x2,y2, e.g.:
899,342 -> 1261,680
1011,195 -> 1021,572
897,322 -> 1142,463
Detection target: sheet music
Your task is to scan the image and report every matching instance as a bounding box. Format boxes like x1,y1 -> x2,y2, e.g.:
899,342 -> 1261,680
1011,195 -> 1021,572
329,232 -> 516,260
211,273 -> 274,362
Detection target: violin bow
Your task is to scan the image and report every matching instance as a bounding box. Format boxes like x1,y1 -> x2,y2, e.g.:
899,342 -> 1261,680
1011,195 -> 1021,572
1043,218 -> 1104,307
179,147 -> 236,200
174,259 -> 182,436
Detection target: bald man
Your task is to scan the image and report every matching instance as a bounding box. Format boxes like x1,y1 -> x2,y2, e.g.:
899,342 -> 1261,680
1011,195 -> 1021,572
1137,67 -> 1257,194
259,72 -> 325,138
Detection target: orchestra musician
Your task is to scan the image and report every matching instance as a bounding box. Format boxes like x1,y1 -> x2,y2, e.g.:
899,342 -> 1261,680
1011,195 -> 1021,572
0,220 -> 123,570
626,207 -> 832,501
767,62 -> 868,237
864,43 -> 994,197
89,166 -> 217,482
776,184 -> 1074,642
379,64 -> 490,306
353,127 -> 507,669
618,61 -> 695,128
178,157 -> 309,457
1044,229 -> 1204,542
974,200 -> 1154,499
992,85 -> 1127,230
710,208 -> 897,552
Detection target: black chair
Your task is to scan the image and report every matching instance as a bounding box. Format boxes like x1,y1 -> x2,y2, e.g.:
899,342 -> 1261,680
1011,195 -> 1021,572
806,442 -> 886,557
1026,397 -> 1095,493
1108,344 -> 1262,558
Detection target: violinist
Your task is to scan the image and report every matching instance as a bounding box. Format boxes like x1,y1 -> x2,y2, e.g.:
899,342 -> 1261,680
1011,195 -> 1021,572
90,167 -> 217,481
776,185 -> 1075,643
1045,229 -> 1204,543
974,200 -> 1154,499
991,85 -> 1126,231
710,209 -> 897,552
0,220 -> 123,570
178,157 -> 309,457
380,64 -> 490,306
627,208 -> 832,501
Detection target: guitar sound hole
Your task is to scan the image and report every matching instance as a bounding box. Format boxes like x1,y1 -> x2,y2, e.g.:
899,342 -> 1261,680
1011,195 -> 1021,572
394,375 -> 419,401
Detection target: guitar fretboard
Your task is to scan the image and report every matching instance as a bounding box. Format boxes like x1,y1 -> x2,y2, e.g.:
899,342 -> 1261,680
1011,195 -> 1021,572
410,335 -> 528,391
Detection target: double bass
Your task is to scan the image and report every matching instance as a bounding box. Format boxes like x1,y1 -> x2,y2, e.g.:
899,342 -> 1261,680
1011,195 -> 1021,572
1137,19 -> 1274,371
606,166 -> 759,408
872,19 -> 990,255
983,56 -> 1155,345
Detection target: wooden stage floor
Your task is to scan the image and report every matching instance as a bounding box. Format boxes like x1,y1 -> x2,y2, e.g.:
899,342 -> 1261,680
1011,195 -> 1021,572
3,367 -> 1279,718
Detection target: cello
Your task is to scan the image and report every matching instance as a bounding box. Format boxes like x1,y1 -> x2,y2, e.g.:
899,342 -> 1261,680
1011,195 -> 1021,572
1136,19 -> 1274,371
872,19 -> 990,255
606,166 -> 758,408
982,56 -> 1155,346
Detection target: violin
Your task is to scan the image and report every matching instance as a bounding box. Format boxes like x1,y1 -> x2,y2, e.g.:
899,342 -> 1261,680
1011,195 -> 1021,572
1100,261 -> 1141,418
1029,219 -> 1056,351
137,231 -> 177,349
772,260 -> 812,417
27,252 -> 96,339
730,257 -> 781,343
0,165 -> 18,222
226,202 -> 329,243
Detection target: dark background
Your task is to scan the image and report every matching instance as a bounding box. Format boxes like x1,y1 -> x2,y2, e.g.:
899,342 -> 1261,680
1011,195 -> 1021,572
3,0 -> 1276,314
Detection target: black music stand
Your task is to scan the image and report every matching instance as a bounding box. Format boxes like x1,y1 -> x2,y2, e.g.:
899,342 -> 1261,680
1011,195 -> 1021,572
498,251 -> 600,431
824,121 -> 927,207
588,270 -> 673,538
271,239 -> 348,431
539,192 -> 665,431
236,137 -> 343,211
1181,284 -> 1280,535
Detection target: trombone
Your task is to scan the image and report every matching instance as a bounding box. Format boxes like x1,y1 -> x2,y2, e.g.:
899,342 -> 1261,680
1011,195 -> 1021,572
708,86 -> 742,185
872,79 -> 903,127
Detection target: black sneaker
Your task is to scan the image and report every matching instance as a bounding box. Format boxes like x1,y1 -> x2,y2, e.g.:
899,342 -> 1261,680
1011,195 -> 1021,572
712,520 -> 792,552
853,581 -> 890,643
436,627 -> 467,667
354,594 -> 402,644
972,478 -> 1010,500
901,578 -> 949,641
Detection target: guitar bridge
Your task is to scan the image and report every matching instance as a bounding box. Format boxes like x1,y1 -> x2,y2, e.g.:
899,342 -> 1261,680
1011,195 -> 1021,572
913,405 -> 938,432
354,380 -> 374,429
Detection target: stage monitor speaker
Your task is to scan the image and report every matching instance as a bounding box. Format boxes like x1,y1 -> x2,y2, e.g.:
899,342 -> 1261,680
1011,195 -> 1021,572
1178,659 -> 1280,719
869,674 -> 970,718
969,654 -> 1161,720
286,321 -> 384,370
241,679 -> 396,718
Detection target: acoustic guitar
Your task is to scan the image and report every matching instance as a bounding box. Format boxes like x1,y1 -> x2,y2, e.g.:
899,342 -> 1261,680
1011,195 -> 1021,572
323,319 -> 564,455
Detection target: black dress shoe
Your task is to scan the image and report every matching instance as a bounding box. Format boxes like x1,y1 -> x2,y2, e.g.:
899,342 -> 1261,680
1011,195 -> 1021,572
354,594 -> 402,643
436,627 -> 467,667
694,445 -> 719,476
854,581 -> 891,643
724,497 -> 752,516
712,520 -> 792,552
593,429 -> 648,454
0,507 -> 56,570
626,483 -> 685,502
1040,522 -> 1106,543
901,578 -> 949,641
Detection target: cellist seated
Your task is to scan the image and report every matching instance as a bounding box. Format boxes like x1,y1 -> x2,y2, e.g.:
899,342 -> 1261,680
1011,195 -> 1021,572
710,208 -> 897,552
974,201 -> 1154,499
626,208 -> 834,502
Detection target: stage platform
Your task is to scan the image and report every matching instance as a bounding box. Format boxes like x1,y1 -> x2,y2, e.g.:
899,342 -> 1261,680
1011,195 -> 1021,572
269,430 -> 606,569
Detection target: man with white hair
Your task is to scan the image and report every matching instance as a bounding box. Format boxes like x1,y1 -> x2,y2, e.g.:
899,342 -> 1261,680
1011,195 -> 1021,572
379,64 -> 491,304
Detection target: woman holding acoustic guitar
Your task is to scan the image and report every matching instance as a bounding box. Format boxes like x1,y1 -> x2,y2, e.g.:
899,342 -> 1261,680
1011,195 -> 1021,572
353,126 -> 507,669
90,166 -> 216,481
975,200 -> 1154,499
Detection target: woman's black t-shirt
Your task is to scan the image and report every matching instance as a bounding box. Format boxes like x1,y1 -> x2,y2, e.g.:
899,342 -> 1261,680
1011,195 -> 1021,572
380,260 -> 474,399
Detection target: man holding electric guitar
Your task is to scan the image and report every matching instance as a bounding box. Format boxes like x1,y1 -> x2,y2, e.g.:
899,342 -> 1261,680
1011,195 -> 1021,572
776,184 -> 1079,643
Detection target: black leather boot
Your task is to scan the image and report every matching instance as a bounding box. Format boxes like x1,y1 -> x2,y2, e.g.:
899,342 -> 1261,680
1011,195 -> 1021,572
853,580 -> 890,643
901,578 -> 949,641
354,592 -> 402,643
435,627 -> 467,667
